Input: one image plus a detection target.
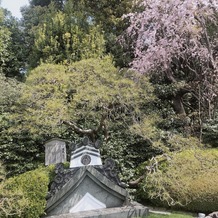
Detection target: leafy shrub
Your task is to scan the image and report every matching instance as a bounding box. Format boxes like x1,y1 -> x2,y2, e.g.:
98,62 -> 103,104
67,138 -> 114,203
0,166 -> 53,218
0,162 -> 27,217
137,148 -> 218,213
0,183 -> 28,217
203,117 -> 218,147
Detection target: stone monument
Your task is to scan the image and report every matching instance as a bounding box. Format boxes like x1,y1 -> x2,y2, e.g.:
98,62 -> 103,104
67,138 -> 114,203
45,137 -> 148,218
44,138 -> 67,166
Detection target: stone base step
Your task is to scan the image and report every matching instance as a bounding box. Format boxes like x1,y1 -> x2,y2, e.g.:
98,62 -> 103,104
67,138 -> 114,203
45,204 -> 149,218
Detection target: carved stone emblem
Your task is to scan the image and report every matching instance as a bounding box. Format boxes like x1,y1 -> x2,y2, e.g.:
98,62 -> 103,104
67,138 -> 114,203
95,158 -> 127,188
94,139 -> 102,149
47,163 -> 79,197
81,154 -> 91,165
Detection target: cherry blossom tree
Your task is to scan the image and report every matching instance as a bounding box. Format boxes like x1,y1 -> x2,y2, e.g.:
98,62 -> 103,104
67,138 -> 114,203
123,0 -> 218,122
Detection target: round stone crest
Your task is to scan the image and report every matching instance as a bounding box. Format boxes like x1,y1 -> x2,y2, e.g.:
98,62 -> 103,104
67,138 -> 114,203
81,154 -> 91,165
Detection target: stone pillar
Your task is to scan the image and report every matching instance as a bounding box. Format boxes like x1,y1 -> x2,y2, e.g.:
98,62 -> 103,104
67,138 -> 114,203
44,138 -> 66,166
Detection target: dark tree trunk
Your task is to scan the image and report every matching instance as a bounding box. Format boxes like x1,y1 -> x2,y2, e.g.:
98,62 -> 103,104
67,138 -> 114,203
172,94 -> 186,115
165,70 -> 186,115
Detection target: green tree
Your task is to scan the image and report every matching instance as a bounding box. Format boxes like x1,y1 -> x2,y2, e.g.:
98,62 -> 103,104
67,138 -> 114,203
0,8 -> 11,74
29,0 -> 51,7
83,0 -> 133,33
21,4 -> 51,68
2,57 -> 154,178
33,5 -> 105,66
29,0 -> 64,8
82,0 -> 135,67
21,0 -> 135,68
21,2 -> 106,68
2,9 -> 26,79
12,57 -> 153,138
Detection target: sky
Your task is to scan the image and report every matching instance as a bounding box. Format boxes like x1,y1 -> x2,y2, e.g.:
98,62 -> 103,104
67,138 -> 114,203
1,0 -> 29,19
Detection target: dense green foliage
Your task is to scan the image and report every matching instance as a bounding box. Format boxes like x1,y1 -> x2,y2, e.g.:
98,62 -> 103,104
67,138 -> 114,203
81,0 -> 134,67
20,0 -> 134,68
0,7 -> 26,79
0,8 -> 11,74
0,1 -> 217,215
1,57 -> 154,178
0,166 -> 52,218
0,73 -> 44,176
202,117 -> 218,147
12,57 -> 153,135
137,148 -> 218,213
21,1 -> 106,68
2,9 -> 26,78
32,5 -> 105,66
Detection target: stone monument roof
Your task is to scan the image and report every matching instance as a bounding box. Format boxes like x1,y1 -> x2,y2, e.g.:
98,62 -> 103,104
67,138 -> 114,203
46,165 -> 129,216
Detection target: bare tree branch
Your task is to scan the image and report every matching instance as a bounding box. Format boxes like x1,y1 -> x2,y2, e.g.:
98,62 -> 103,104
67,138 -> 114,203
62,113 -> 108,142
62,120 -> 93,134
128,175 -> 145,188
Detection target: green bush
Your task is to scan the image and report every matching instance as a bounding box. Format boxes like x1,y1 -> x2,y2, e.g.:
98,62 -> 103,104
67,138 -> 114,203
0,166 -> 53,218
137,148 -> 218,213
0,162 -> 27,217
203,117 -> 218,147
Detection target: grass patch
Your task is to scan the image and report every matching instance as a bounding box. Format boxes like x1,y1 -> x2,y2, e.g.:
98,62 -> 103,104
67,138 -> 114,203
148,213 -> 193,218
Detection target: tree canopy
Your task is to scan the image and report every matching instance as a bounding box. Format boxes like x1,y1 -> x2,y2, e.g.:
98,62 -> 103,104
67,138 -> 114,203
0,57 -> 154,176
122,0 -> 218,138
11,57 -> 154,139
21,1 -> 106,68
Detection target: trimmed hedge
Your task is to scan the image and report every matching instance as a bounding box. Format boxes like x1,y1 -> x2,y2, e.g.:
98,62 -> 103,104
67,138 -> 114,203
0,166 -> 53,218
137,148 -> 218,213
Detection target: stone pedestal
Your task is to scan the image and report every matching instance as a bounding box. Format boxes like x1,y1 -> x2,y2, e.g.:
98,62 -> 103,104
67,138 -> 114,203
45,204 -> 149,218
